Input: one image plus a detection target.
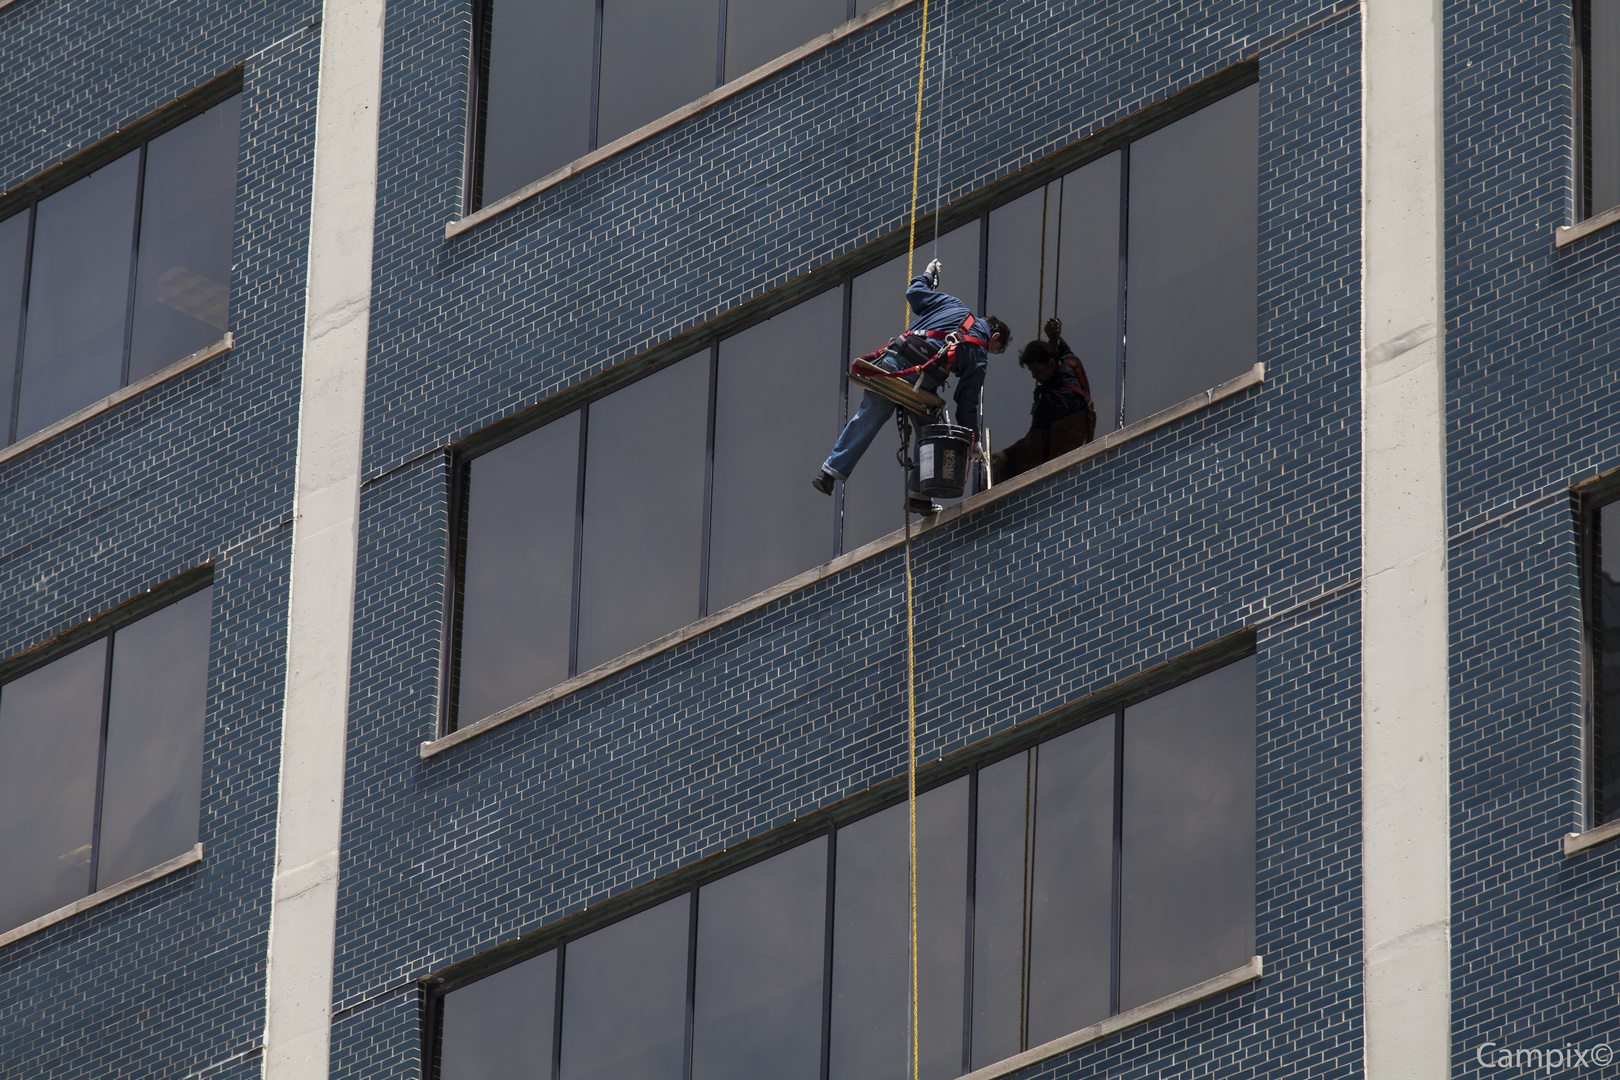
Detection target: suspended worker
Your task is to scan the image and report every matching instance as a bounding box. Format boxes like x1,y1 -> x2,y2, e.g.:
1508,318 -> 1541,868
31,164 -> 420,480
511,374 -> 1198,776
812,258 -> 1008,513
989,317 -> 1096,483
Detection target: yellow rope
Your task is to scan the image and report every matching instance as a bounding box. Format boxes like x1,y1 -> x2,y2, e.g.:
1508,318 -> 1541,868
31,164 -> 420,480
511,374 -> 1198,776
900,4 -> 931,1076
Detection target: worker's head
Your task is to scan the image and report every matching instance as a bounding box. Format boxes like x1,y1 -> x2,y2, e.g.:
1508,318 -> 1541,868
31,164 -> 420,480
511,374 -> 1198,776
984,316 -> 1009,354
1018,339 -> 1061,383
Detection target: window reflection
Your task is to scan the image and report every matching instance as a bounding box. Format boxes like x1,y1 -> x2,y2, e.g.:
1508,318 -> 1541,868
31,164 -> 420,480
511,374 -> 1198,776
1588,0 -> 1620,216
1123,85 -> 1258,422
1591,501 -> 1620,822
692,837 -> 827,1080
441,950 -> 557,1080
597,0 -> 721,147
480,0 -> 595,205
0,211 -> 27,440
433,653 -> 1256,1080
724,0 -> 844,81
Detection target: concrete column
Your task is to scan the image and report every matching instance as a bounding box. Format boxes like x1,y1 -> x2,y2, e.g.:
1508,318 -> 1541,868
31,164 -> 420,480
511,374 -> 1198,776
1361,0 -> 1451,1076
260,2 -> 385,1077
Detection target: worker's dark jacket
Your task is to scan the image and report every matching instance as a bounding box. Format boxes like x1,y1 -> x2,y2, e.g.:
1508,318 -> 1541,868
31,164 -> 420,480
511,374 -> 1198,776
991,335 -> 1095,482
901,274 -> 989,434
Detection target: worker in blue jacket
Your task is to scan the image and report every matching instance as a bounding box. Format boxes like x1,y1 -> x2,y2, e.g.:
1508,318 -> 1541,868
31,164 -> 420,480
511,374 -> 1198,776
812,258 -> 1008,513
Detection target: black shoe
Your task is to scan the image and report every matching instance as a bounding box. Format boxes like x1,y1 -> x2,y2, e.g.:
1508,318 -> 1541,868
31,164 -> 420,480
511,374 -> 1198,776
907,494 -> 942,515
811,469 -> 836,495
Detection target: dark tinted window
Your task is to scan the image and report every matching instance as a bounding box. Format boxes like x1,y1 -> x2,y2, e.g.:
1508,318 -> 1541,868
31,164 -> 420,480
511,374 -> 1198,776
0,641 -> 106,931
1025,718 -> 1114,1044
480,0 -> 596,205
1592,500 -> 1620,822
1119,655 -> 1255,1008
597,0 -> 721,147
96,587 -> 212,888
724,0 -> 844,81
984,184 -> 1057,448
561,896 -> 690,1080
16,151 -> 140,440
1053,152 -> 1121,432
692,836 -> 827,1080
1589,0 -> 1620,214
441,949 -> 557,1080
458,412 -> 580,720
1124,85 -> 1257,422
971,751 -> 1030,1067
127,97 -> 239,383
830,777 -> 967,1080
709,289 -> 841,610
0,210 -> 26,438
577,353 -> 708,671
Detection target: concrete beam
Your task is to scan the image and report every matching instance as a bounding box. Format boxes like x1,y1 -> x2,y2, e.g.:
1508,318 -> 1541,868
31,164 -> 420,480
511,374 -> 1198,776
260,2 -> 385,1078
1361,0 -> 1451,1076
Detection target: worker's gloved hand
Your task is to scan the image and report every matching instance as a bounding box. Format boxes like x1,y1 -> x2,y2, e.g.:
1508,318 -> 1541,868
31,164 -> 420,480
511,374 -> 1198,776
924,258 -> 943,287
1044,316 -> 1063,343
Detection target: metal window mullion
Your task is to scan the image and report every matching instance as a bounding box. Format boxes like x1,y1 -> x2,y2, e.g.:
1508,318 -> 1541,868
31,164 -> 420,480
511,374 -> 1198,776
715,0 -> 729,89
567,407 -> 589,678
438,453 -> 469,735
588,0 -> 605,151
682,885 -> 700,1080
464,0 -> 494,212
834,280 -> 852,556
960,764 -> 979,1074
8,204 -> 34,446
818,826 -> 836,1080
1113,146 -> 1130,431
1580,0 -> 1595,220
1109,709 -> 1125,1016
697,344 -> 719,618
86,635 -> 115,894
551,942 -> 566,1080
119,143 -> 147,390
1020,747 -> 1037,1052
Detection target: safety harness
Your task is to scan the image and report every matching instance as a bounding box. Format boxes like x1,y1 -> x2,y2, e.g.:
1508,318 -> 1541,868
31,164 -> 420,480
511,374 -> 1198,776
854,313 -> 988,380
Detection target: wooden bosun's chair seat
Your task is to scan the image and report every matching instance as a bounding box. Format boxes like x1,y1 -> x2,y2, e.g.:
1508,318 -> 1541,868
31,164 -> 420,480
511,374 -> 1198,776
848,357 -> 944,419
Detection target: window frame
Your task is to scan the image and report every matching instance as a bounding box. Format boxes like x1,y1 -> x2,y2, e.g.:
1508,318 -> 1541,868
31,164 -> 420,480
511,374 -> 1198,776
440,67 -> 1259,737
1579,476 -> 1620,829
0,70 -> 241,447
422,633 -> 1257,1080
0,566 -> 214,919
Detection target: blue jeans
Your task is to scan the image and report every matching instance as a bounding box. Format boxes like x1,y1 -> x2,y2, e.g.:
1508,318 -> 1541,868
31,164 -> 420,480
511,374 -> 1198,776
823,353 -> 943,479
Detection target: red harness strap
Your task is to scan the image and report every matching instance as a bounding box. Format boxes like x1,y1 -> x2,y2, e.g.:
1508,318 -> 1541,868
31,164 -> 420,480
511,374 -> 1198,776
853,316 -> 986,378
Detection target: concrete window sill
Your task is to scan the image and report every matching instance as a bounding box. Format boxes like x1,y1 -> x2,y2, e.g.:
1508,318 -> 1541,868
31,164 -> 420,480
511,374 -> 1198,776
1563,817 -> 1620,857
0,333 -> 232,469
1554,204 -> 1620,248
421,362 -> 1265,759
0,843 -> 204,950
445,0 -> 919,241
962,956 -> 1264,1080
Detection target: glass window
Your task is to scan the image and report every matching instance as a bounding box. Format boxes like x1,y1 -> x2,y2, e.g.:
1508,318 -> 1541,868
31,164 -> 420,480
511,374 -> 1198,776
1119,655 -> 1256,1009
843,223 -> 981,552
576,353 -> 708,672
0,584 -> 213,931
709,289 -> 841,611
96,586 -> 212,889
1587,0 -> 1620,215
1591,500 -> 1620,823
2,95 -> 239,445
692,836 -> 827,1080
1025,718 -> 1114,1045
597,0 -> 722,148
970,751 -> 1030,1067
479,0 -> 596,206
0,210 -> 27,440
457,411 -> 580,722
127,97 -> 239,383
561,896 -> 690,1080
1053,152 -> 1121,433
984,184 -> 1058,449
16,151 -> 140,440
0,640 -> 107,932
830,777 -> 967,1080
724,0 -> 844,82
1124,84 -> 1258,422
441,949 -> 557,1080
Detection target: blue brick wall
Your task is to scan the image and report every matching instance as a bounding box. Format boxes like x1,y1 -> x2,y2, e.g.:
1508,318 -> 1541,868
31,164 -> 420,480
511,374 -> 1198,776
334,3 -> 1365,1078
0,6 -> 318,1076
1445,0 -> 1620,1070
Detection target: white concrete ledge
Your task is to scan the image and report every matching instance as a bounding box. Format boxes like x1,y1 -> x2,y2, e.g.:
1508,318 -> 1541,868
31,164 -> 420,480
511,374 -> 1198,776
961,956 -> 1265,1080
445,0 -> 919,240
1563,817 -> 1620,857
1554,204 -> 1620,248
0,843 -> 204,950
420,363 -> 1264,758
0,333 -> 232,468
